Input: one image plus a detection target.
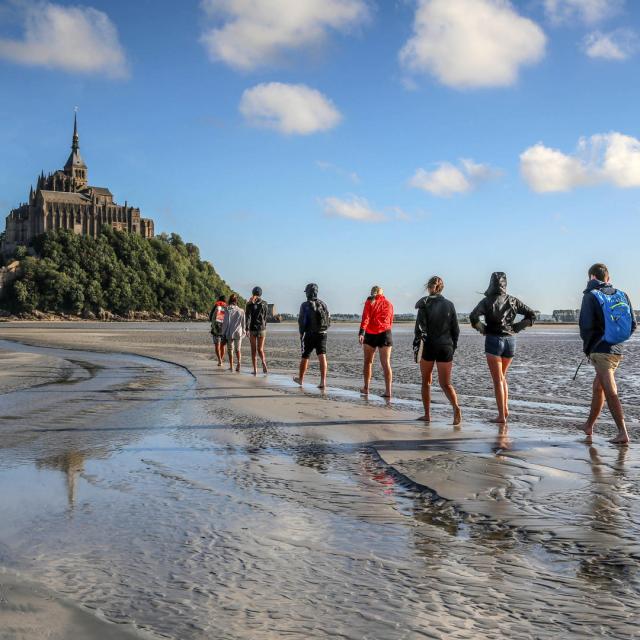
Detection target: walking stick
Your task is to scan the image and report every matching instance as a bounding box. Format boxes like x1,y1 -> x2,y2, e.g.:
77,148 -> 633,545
573,357 -> 586,381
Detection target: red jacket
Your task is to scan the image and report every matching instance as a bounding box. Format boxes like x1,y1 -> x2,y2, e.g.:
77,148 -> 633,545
360,295 -> 394,335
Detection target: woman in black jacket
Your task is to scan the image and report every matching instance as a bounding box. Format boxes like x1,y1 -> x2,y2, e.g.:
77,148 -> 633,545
414,276 -> 461,425
245,286 -> 269,375
469,272 -> 536,424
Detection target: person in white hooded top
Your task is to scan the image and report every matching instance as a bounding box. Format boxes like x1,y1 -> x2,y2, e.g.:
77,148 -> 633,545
221,294 -> 246,372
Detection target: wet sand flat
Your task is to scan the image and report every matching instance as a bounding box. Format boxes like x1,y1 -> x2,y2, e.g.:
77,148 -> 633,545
0,322 -> 638,639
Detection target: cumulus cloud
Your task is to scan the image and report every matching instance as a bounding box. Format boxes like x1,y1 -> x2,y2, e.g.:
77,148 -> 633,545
520,132 -> 640,192
0,2 -> 128,78
583,29 -> 638,60
409,159 -> 500,197
544,0 -> 622,25
240,83 -> 342,135
399,0 -> 546,89
323,196 -> 386,222
200,0 -> 369,70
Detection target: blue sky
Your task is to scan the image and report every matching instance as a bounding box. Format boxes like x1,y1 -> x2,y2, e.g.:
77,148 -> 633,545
1,0 -> 640,313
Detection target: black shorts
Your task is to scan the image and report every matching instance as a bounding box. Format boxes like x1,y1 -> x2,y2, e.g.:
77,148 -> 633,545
421,341 -> 454,363
363,330 -> 393,348
301,332 -> 327,358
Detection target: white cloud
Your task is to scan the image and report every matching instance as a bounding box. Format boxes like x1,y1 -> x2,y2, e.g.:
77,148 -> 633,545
200,0 -> 369,70
240,83 -> 342,135
520,132 -> 640,192
323,196 -> 386,222
544,0 -> 622,25
583,29 -> 638,60
399,0 -> 546,89
0,2 -> 128,78
409,159 -> 500,197
316,161 -> 360,183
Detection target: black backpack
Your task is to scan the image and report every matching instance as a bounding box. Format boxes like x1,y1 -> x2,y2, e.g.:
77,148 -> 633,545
310,299 -> 330,332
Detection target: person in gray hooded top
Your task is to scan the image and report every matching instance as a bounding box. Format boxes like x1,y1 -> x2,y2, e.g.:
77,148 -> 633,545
469,272 -> 536,424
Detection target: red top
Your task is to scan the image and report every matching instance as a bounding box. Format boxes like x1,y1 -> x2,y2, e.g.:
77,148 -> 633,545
213,301 -> 227,323
360,295 -> 394,335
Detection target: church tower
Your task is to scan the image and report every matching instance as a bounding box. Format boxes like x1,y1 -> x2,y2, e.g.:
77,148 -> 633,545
63,113 -> 88,189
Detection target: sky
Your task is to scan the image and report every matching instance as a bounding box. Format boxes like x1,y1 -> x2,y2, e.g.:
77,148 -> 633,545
1,0 -> 640,314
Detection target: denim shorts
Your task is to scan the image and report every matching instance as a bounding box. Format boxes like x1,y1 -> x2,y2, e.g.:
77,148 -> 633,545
485,335 -> 516,358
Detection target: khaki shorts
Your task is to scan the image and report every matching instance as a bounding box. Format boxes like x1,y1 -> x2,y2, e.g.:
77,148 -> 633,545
590,353 -> 622,371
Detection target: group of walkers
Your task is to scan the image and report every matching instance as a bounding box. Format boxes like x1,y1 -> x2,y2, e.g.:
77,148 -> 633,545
209,263 -> 636,446
209,288 -> 269,375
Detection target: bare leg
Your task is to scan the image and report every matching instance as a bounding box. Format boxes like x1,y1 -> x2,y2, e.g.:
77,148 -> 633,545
361,344 -> 376,394
379,346 -> 393,398
581,375 -> 605,441
597,367 -> 630,444
294,358 -> 309,385
486,355 -> 510,423
235,346 -> 241,372
501,357 -> 512,419
318,354 -> 328,389
418,359 -> 434,422
227,342 -> 234,371
249,334 -> 258,375
257,335 -> 268,373
220,341 -> 226,363
436,361 -> 461,425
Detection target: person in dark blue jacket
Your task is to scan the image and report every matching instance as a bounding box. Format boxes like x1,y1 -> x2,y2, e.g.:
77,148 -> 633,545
579,263 -> 636,445
294,283 -> 330,389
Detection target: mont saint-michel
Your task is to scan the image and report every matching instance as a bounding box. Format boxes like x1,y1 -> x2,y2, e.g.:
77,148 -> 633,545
1,115 -> 154,258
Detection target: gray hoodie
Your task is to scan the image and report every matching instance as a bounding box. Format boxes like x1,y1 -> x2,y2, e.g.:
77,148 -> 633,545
222,304 -> 246,340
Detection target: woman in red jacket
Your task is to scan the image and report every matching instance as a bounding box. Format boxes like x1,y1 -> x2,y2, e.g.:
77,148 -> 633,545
359,286 -> 394,398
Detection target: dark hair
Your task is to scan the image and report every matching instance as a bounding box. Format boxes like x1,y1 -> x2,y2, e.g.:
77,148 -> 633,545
426,276 -> 444,294
228,293 -> 238,305
588,263 -> 609,282
217,294 -> 227,302
252,286 -> 262,297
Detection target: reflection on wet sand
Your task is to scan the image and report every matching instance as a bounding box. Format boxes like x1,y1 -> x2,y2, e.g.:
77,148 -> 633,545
37,450 -> 87,509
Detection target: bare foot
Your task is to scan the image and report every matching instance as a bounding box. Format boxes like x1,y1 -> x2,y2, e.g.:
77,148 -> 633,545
318,383 -> 326,390
263,364 -> 268,374
293,376 -> 303,385
416,415 -> 431,423
217,362 -> 222,367
491,416 -> 507,424
579,423 -> 594,441
235,365 -> 240,372
252,369 -> 257,376
453,407 -> 462,426
609,435 -> 630,446
360,388 -> 369,395
381,392 -> 392,399
228,367 -> 233,371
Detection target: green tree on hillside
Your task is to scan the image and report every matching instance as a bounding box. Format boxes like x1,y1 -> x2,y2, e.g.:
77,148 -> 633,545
1,228 -> 241,317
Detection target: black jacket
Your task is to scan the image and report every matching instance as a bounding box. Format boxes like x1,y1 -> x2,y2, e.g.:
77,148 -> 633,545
579,279 -> 636,355
245,298 -> 268,332
469,272 -> 536,337
298,298 -> 330,335
414,294 -> 460,349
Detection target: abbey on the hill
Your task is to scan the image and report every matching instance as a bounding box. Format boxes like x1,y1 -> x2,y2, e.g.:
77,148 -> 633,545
1,114 -> 154,258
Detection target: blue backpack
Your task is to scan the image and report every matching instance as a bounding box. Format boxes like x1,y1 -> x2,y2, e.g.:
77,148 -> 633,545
591,288 -> 633,345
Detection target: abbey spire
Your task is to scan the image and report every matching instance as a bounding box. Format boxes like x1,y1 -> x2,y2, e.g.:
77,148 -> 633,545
64,112 -> 87,188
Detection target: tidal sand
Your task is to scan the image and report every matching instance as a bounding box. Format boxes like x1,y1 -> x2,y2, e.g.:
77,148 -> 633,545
0,323 -> 638,639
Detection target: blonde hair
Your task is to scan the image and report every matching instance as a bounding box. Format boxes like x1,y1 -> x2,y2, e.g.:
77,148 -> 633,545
426,276 -> 444,294
370,285 -> 383,297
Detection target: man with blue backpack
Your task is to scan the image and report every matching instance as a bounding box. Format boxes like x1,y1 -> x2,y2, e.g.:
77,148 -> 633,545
294,283 -> 331,389
579,263 -> 636,445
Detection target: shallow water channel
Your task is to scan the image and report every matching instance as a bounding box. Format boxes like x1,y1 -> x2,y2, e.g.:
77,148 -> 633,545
0,337 -> 639,639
